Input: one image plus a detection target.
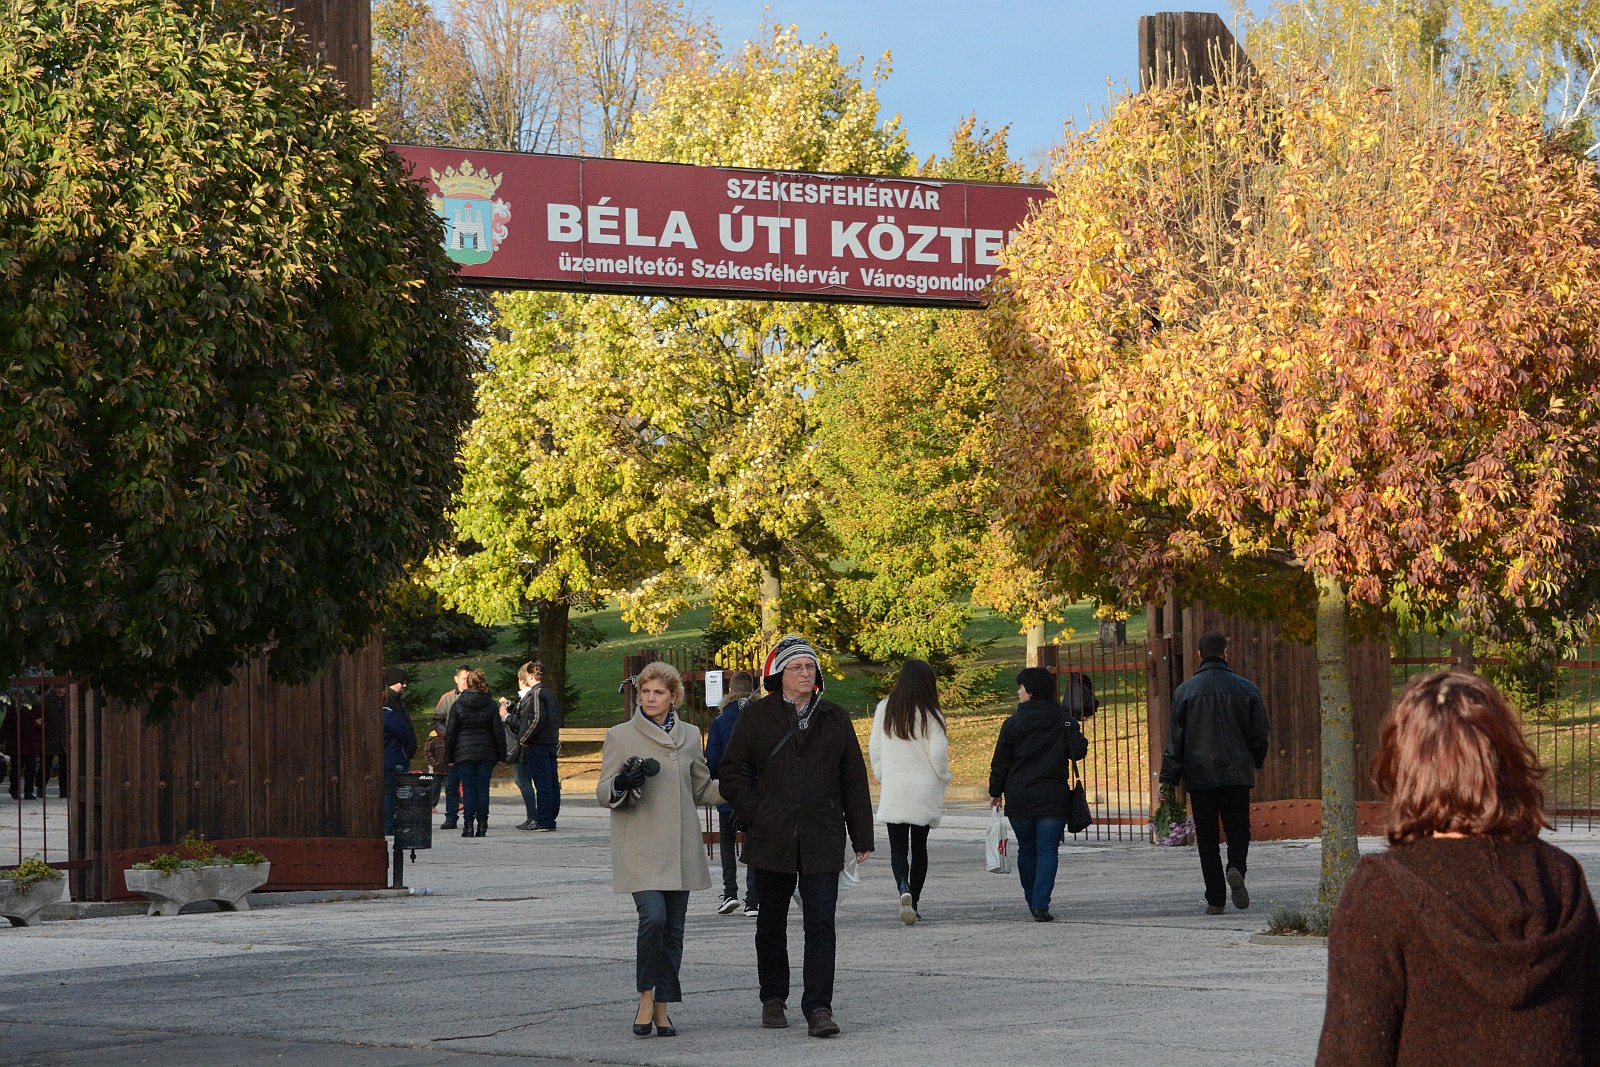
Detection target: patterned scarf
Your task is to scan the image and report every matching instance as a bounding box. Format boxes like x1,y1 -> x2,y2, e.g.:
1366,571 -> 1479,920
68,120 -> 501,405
644,708 -> 676,734
788,691 -> 820,732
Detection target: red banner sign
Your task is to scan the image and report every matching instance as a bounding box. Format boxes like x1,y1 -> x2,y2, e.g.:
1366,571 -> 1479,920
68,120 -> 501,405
388,145 -> 1051,307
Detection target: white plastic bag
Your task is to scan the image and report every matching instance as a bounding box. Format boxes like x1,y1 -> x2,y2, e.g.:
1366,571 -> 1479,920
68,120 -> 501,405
985,806 -> 1011,874
793,849 -> 862,907
838,852 -> 861,897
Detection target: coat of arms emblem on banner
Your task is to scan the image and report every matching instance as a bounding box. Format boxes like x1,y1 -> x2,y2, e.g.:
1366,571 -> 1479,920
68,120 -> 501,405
427,159 -> 511,266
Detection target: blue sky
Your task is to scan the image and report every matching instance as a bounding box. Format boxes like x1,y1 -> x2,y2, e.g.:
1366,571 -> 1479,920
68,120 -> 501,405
698,2 -> 1262,166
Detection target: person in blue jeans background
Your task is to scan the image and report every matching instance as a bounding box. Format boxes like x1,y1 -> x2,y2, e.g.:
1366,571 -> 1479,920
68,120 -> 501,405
502,661 -> 563,831
704,670 -> 758,915
445,669 -> 505,836
435,666 -> 472,830
520,661 -> 563,831
987,666 -> 1088,922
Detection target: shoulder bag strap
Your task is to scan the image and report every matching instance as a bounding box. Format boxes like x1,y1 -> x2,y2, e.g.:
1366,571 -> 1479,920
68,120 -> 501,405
763,725 -> 798,769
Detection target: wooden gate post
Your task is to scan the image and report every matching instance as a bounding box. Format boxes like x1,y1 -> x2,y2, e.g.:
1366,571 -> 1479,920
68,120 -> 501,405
276,0 -> 372,109
1138,11 -> 1251,92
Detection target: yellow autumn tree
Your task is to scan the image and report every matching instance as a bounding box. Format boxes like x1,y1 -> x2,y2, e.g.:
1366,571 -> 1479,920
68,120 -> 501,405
990,70 -> 1600,899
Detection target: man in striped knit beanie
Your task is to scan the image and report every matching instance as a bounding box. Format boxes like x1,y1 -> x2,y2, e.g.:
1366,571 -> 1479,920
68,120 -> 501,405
719,634 -> 874,1038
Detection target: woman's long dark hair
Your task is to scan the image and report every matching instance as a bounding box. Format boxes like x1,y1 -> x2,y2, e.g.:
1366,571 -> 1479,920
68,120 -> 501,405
884,659 -> 944,741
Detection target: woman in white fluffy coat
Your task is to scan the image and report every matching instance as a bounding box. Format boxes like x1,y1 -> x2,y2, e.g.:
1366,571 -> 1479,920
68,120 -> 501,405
870,659 -> 951,925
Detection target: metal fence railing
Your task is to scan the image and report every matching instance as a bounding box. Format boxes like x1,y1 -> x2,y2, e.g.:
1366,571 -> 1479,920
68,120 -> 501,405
1393,633 -> 1600,831
1041,642 -> 1151,842
2,676 -> 72,884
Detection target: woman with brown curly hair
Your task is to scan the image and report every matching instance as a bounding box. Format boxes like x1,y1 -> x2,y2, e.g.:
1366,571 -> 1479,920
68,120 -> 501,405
1317,669 -> 1600,1065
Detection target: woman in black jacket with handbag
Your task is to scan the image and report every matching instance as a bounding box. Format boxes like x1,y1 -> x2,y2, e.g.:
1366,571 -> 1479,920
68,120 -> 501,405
445,669 -> 505,837
987,666 -> 1089,922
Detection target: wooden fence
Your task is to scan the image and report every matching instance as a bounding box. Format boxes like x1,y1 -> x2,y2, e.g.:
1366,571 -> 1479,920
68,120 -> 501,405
624,622 -> 1600,843
60,641 -> 387,900
619,647 -> 762,732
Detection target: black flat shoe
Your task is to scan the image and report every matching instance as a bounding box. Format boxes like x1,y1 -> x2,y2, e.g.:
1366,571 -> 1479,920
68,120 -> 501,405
654,1016 -> 676,1037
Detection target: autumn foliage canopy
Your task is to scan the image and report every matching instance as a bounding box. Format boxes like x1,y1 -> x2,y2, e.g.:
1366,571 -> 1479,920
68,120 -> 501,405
989,74 -> 1600,644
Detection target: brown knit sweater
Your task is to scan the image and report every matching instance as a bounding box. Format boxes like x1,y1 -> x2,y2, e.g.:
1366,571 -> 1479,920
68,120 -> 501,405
1317,836 -> 1600,1066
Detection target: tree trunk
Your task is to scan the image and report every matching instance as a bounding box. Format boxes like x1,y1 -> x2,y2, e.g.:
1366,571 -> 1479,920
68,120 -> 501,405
1025,621 -> 1046,666
535,597 -> 571,704
1315,573 -> 1358,904
759,560 -> 781,640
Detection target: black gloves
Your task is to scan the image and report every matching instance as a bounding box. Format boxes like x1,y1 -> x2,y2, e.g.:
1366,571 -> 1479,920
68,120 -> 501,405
615,762 -> 648,792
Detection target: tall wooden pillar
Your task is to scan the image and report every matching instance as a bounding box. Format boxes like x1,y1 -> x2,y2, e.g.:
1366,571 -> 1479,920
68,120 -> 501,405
277,0 -> 372,109
1138,10 -> 1251,92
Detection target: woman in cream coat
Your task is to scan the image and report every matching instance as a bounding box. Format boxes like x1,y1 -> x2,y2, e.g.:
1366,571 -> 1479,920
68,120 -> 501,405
870,658 -> 951,926
597,661 -> 722,1038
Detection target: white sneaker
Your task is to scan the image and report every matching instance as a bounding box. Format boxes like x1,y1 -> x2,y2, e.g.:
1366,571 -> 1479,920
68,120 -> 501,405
899,891 -> 917,926
717,895 -> 740,914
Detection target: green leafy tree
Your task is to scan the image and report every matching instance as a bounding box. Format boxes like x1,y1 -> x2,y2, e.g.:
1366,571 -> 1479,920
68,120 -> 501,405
0,0 -> 479,712
814,118 -> 1055,665
434,23 -> 912,673
426,291 -> 664,699
990,71 -> 1600,900
607,22 -> 911,660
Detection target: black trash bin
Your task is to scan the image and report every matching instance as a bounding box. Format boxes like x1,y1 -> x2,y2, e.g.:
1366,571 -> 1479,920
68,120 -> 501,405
393,772 -> 434,850
391,772 -> 434,887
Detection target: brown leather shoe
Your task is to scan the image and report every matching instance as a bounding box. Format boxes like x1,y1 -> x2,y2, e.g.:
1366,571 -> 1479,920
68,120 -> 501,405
806,1008 -> 840,1038
1205,903 -> 1226,915
761,999 -> 788,1029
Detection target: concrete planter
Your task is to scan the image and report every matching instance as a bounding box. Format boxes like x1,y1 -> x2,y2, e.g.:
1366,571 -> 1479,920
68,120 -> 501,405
0,876 -> 63,927
124,863 -> 271,917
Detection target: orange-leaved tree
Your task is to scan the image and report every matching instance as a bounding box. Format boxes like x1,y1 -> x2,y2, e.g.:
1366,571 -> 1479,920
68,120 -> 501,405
989,72 -> 1600,900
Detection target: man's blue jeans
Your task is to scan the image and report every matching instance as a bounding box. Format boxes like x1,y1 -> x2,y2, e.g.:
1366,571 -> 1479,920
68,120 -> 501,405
525,743 -> 560,828
1008,814 -> 1067,912
442,764 -> 461,823
512,747 -> 536,820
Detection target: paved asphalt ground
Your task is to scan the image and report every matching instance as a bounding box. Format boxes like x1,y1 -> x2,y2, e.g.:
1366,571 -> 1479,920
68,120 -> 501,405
6,794 -> 1600,1067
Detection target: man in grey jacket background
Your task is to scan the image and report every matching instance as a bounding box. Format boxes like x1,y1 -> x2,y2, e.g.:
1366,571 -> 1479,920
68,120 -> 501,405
1159,631 -> 1270,915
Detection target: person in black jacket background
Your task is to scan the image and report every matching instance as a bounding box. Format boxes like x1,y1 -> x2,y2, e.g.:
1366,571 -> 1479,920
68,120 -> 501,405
445,669 -> 506,838
381,668 -> 418,836
988,666 -> 1089,922
501,661 -> 563,832
1159,631 -> 1270,914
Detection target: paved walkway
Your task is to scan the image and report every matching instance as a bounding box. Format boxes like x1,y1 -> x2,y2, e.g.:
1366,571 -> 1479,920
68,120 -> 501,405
6,794 -> 1600,1066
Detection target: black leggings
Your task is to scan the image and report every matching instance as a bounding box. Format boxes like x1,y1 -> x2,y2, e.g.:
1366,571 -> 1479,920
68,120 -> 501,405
885,822 -> 931,905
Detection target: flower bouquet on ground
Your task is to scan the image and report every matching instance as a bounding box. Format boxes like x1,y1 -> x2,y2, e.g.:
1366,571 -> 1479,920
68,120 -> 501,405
1151,784 -> 1194,846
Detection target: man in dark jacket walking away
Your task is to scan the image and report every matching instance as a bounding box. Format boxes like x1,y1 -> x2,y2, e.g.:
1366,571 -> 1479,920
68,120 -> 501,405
719,636 -> 873,1039
1159,631 -> 1270,914
381,668 -> 418,836
988,667 -> 1090,922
